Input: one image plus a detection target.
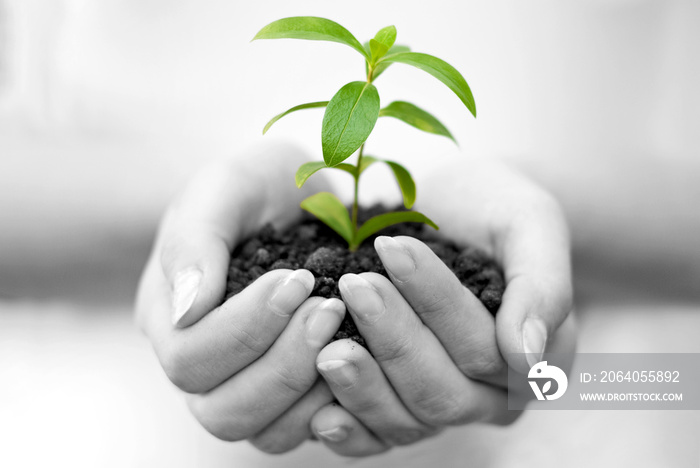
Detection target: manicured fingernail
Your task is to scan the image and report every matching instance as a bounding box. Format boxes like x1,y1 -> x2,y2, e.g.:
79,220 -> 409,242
338,274 -> 385,324
172,268 -> 202,326
317,426 -> 350,443
375,236 -> 415,282
318,360 -> 358,389
306,299 -> 345,348
523,318 -> 548,368
268,269 -> 315,316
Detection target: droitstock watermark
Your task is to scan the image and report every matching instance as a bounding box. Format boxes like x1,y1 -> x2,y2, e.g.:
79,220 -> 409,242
507,354 -> 700,410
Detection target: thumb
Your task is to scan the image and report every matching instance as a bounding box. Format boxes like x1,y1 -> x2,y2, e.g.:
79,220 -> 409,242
155,141 -> 323,328
495,274 -> 574,375
157,161 -> 264,328
494,200 -> 575,374
160,225 -> 232,328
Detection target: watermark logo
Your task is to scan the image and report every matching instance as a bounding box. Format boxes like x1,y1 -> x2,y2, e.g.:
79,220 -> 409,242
510,354 -> 700,410
528,361 -> 568,401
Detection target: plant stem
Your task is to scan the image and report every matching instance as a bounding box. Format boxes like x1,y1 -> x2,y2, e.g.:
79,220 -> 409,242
351,143 -> 364,234
348,60 -> 373,251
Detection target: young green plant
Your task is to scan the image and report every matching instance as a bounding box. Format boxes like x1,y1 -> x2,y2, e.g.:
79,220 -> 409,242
253,16 -> 476,251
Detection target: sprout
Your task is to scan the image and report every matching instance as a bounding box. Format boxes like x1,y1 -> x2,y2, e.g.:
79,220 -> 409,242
253,16 -> 476,251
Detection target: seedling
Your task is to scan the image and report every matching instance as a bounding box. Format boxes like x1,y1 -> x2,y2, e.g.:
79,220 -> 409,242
253,17 -> 476,251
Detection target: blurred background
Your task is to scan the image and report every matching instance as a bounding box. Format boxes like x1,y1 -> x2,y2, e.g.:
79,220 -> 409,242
1,0 -> 698,467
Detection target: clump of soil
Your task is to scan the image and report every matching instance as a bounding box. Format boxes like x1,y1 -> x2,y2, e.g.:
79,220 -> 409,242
225,206 -> 505,347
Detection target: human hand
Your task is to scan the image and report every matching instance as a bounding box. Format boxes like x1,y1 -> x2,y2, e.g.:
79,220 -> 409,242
309,158 -> 576,456
135,141 -> 351,453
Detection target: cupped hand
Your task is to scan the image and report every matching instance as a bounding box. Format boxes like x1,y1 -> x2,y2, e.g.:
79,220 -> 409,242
310,158 -> 576,456
135,141 -> 347,453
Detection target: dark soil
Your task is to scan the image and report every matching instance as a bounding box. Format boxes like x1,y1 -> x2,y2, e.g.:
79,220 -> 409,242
225,206 -> 505,348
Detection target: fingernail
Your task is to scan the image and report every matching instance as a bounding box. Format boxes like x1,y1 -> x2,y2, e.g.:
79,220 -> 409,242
375,236 -> 415,282
317,359 -> 358,389
172,268 -> 202,326
317,426 -> 350,443
306,299 -> 345,348
338,274 -> 385,324
268,270 -> 314,316
523,318 -> 548,368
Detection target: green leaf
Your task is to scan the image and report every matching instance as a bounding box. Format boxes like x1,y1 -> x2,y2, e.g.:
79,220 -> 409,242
374,25 -> 397,50
334,164 -> 357,176
322,81 -> 380,167
295,161 -> 326,188
295,161 -> 355,188
300,192 -> 354,245
384,160 -> 416,208
369,39 -> 389,62
356,156 -> 416,208
371,44 -> 410,80
353,211 -> 438,248
379,101 -> 455,142
263,101 -> 328,135
252,16 -> 369,59
369,25 -> 396,62
359,155 -> 379,174
378,52 -> 476,117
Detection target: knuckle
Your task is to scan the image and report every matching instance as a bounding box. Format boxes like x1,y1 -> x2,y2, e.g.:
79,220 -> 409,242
187,396 -> 248,442
159,345 -> 202,394
271,364 -> 314,396
417,292 -> 456,318
413,391 -> 477,427
371,333 -> 417,366
227,321 -> 269,358
347,394 -> 384,415
459,344 -> 506,380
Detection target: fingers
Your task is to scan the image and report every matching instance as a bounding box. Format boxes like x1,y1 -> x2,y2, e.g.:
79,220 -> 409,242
338,272 -> 507,426
374,235 -> 503,380
249,379 -> 335,454
317,339 -> 439,447
144,268 -> 315,393
186,298 -> 346,441
310,404 -> 389,457
413,158 -> 575,374
492,194 -> 574,373
157,161 -> 268,328
160,227 -> 231,328
153,143 -> 335,329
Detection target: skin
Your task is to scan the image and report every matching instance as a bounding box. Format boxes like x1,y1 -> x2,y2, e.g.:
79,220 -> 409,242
134,140 -> 575,457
